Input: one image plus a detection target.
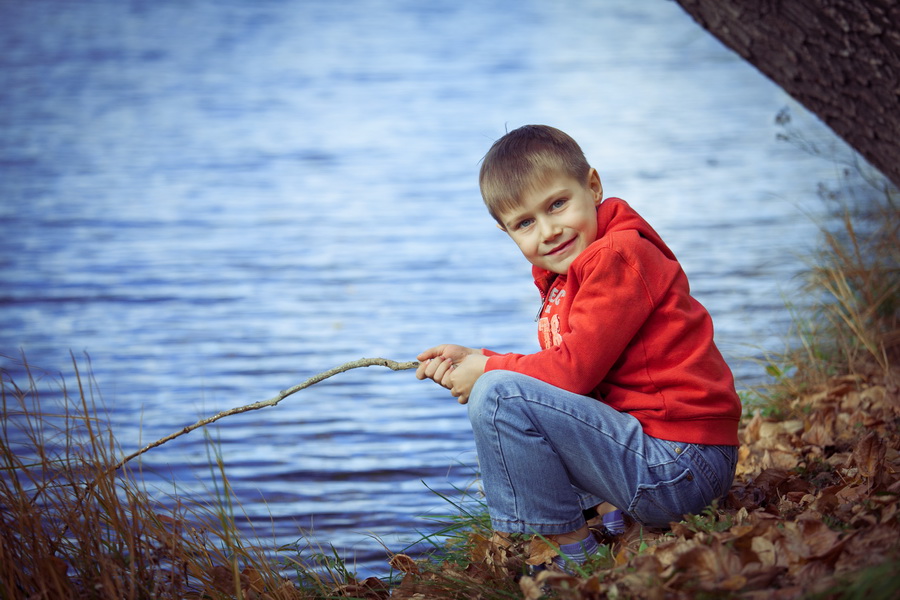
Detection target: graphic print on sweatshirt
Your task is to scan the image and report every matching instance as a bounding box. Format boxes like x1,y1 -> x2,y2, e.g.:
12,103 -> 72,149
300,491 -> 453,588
538,283 -> 566,349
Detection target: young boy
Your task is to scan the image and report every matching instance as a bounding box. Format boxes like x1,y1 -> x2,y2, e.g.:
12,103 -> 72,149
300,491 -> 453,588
416,125 -> 741,571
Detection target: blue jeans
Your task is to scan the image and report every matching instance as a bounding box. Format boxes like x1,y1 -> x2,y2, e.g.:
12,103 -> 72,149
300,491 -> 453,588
467,371 -> 737,534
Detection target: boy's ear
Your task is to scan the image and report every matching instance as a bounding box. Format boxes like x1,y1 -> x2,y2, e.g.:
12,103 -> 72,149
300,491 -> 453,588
588,168 -> 603,205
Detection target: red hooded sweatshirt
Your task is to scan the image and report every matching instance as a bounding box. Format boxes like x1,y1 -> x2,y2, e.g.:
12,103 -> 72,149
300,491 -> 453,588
484,198 -> 741,446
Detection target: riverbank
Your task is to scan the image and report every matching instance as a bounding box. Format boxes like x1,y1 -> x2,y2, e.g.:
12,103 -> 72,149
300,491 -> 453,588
367,164 -> 900,598
2,170 -> 897,599
385,367 -> 899,600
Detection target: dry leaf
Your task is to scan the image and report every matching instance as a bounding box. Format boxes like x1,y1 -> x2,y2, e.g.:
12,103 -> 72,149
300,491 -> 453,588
526,536 -> 559,566
802,421 -> 835,446
743,412 -> 763,444
750,535 -> 777,567
389,553 -> 420,575
330,576 -> 390,600
852,431 -> 886,480
518,574 -> 545,600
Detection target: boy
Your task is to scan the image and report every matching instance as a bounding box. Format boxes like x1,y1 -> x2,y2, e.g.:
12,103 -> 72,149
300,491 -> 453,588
416,125 -> 741,572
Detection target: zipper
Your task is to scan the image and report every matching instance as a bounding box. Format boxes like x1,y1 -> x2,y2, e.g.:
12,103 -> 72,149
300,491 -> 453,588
534,274 -> 560,321
534,297 -> 548,322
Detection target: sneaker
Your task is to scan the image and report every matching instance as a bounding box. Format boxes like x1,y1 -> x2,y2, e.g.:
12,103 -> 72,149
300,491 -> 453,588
601,509 -> 626,536
550,531 -> 601,574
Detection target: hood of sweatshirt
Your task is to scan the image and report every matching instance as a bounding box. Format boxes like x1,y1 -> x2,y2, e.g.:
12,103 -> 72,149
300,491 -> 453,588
531,197 -> 674,296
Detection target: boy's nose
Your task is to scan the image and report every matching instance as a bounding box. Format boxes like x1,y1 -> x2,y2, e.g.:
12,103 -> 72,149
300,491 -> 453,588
539,219 -> 562,242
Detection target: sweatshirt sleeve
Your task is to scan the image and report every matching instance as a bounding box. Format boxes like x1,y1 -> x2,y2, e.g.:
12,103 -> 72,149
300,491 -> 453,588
485,236 -> 672,395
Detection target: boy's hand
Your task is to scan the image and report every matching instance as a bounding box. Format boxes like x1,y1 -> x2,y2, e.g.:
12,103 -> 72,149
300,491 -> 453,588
447,353 -> 488,404
416,345 -> 487,403
416,344 -> 475,386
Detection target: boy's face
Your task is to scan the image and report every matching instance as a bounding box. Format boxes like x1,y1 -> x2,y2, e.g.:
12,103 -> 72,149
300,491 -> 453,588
497,169 -> 603,275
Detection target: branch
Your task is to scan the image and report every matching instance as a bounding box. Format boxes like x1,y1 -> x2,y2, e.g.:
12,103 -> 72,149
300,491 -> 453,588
110,357 -> 419,473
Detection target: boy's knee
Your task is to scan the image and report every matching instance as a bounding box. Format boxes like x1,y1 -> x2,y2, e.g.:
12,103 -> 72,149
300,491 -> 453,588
470,370 -> 521,403
467,370 -> 501,418
468,370 -> 527,424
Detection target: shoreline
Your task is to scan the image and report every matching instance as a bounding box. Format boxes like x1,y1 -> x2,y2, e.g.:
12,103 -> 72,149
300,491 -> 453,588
2,171 -> 897,598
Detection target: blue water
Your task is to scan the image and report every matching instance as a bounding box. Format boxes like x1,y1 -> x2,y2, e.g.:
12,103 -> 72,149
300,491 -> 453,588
1,0 -> 844,575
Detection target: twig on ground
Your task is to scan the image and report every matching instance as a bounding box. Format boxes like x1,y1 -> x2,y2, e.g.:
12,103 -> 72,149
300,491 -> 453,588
110,357 -> 419,473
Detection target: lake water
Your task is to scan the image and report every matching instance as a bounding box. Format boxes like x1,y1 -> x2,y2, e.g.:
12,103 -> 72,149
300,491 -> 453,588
0,0 -> 846,576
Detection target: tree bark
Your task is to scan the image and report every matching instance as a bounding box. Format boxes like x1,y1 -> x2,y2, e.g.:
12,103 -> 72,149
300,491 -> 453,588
674,0 -> 900,189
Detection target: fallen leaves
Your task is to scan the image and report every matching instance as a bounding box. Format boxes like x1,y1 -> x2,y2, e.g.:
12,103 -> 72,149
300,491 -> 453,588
389,553 -> 421,575
194,565 -> 306,600
387,370 -> 899,599
526,536 -> 559,566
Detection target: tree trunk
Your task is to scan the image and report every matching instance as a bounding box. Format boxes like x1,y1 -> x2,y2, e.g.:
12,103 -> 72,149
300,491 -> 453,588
674,0 -> 900,189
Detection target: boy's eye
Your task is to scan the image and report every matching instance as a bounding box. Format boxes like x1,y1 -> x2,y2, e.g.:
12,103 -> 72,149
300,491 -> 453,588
550,198 -> 567,210
516,218 -> 534,230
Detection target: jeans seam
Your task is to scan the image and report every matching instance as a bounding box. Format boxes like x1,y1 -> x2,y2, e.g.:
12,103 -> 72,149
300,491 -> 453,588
491,393 -> 624,532
519,396 -> 641,460
489,392 -> 521,529
484,392 -> 591,532
688,445 -> 720,495
629,467 -> 696,525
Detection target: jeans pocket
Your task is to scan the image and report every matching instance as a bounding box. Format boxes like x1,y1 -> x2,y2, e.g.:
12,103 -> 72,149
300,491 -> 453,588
628,467 -> 702,528
693,444 -> 738,498
716,444 -> 739,477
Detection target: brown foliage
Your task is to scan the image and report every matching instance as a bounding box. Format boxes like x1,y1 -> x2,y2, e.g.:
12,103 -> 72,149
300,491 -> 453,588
385,370 -> 900,599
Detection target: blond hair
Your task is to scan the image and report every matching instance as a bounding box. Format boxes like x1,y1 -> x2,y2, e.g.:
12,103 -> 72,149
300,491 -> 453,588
479,125 -> 591,224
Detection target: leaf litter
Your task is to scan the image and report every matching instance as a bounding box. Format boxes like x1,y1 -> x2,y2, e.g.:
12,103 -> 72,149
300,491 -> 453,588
383,371 -> 900,599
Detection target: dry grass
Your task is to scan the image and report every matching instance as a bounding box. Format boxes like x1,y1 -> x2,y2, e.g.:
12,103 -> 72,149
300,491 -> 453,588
0,356 -> 354,599
746,164 -> 899,418
805,174 -> 898,375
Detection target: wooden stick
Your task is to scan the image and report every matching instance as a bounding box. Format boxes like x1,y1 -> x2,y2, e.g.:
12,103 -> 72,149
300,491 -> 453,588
110,357 -> 419,473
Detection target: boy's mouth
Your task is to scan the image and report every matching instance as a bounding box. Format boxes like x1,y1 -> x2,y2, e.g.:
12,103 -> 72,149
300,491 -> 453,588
546,237 -> 575,256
